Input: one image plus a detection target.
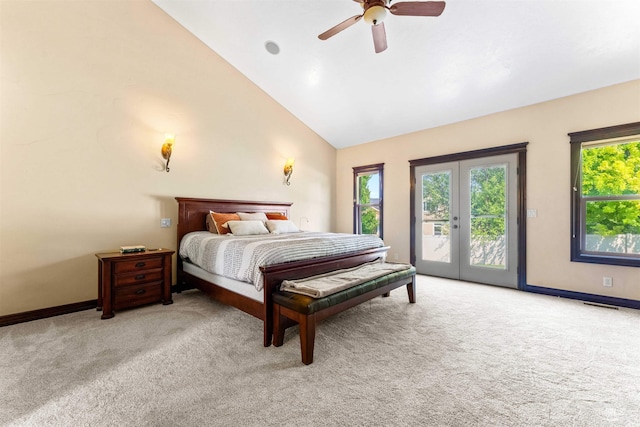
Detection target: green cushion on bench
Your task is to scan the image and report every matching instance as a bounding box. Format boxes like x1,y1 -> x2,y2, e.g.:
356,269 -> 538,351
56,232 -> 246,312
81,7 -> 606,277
273,266 -> 416,315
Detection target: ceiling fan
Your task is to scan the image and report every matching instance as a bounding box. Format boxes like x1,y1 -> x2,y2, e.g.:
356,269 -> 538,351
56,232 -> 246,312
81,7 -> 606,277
318,0 -> 446,53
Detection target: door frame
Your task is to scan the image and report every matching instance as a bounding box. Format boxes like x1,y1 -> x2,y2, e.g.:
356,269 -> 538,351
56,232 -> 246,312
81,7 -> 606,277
409,142 -> 528,290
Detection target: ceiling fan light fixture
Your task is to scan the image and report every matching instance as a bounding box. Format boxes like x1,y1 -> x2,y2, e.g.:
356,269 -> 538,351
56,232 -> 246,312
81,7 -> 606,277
363,5 -> 387,25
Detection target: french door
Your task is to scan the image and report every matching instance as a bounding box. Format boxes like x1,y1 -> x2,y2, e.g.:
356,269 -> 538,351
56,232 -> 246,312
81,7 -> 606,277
413,153 -> 519,288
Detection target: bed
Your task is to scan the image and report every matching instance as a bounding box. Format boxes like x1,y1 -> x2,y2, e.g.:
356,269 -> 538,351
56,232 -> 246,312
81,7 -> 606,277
175,197 -> 389,347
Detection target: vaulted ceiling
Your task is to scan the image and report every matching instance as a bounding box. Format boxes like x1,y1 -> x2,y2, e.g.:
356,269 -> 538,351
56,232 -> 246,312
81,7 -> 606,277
152,0 -> 640,149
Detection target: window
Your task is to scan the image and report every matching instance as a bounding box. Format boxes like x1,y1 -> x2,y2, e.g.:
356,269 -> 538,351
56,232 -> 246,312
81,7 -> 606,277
569,122 -> 640,267
353,163 -> 383,238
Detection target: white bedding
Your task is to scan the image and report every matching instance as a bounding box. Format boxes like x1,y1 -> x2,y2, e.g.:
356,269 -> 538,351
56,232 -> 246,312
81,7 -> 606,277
179,231 -> 385,291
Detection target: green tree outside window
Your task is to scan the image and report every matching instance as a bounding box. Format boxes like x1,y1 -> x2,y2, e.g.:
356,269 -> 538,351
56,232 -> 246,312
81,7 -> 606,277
581,141 -> 640,236
354,164 -> 383,238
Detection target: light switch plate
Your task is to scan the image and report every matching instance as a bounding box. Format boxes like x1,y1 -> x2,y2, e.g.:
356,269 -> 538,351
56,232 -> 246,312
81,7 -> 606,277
160,218 -> 171,228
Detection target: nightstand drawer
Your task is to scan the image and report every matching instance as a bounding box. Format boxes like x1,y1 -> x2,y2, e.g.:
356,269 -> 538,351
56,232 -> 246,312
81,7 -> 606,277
114,258 -> 163,274
115,282 -> 162,309
114,269 -> 163,287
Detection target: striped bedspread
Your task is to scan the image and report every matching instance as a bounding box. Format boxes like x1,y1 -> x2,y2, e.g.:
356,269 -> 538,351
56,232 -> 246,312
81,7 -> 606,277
179,231 -> 385,291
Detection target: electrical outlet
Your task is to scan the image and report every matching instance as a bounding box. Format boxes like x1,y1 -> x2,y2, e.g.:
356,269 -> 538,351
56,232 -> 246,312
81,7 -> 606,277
160,218 -> 171,228
527,209 -> 537,218
603,277 -> 613,287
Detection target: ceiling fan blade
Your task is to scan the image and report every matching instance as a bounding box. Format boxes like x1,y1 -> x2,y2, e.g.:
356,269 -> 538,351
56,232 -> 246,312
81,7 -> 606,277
389,1 -> 446,17
372,22 -> 387,53
318,15 -> 363,40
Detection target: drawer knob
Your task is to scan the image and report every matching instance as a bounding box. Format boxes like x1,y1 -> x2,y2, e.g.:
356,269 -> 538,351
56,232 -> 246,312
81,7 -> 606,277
135,289 -> 146,295
135,262 -> 146,268
135,274 -> 146,280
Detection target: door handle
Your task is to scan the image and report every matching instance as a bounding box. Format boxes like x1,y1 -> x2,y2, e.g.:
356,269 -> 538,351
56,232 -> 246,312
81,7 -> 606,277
453,225 -> 458,229
453,216 -> 458,221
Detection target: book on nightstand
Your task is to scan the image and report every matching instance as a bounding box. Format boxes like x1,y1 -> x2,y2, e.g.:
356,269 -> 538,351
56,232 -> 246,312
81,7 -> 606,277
119,245 -> 146,254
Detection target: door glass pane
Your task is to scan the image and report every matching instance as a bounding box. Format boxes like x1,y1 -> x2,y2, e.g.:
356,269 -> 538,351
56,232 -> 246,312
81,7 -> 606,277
469,165 -> 507,269
422,171 -> 451,262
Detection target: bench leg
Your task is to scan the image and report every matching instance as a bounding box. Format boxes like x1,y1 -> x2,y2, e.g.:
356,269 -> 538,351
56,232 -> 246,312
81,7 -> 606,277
273,304 -> 285,347
300,313 -> 317,365
406,276 -> 416,303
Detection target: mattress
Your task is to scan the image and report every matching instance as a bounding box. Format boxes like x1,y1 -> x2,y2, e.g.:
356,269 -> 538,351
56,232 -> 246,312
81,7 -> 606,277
182,261 -> 263,303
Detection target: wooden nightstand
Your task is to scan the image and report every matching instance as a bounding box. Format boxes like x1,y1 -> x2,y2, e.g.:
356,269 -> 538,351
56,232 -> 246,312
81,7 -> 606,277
96,249 -> 174,319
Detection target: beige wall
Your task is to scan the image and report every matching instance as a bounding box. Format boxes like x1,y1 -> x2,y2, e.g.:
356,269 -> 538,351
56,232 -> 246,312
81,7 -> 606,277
1,1 -> 638,317
337,80 -> 640,302
0,0 -> 335,316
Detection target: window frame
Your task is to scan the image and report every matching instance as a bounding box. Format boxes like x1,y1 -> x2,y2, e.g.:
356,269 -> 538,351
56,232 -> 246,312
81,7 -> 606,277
569,122 -> 640,267
353,163 -> 384,239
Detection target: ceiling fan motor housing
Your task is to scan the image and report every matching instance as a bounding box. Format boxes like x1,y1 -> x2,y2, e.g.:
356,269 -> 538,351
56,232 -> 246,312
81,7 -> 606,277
362,0 -> 388,25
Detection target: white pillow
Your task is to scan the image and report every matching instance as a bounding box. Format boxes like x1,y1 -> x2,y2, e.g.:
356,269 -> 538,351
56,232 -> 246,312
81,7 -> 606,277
237,212 -> 268,222
266,220 -> 300,234
226,220 -> 270,236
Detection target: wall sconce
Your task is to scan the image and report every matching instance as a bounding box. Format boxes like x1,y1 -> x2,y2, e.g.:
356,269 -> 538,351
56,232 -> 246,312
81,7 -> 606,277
161,134 -> 174,172
283,158 -> 294,185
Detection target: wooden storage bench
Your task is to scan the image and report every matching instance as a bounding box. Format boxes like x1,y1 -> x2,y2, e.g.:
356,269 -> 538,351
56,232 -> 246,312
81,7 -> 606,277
272,265 -> 416,365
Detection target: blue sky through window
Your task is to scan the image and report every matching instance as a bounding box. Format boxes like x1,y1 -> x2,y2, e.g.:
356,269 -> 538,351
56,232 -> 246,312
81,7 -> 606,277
368,173 -> 379,199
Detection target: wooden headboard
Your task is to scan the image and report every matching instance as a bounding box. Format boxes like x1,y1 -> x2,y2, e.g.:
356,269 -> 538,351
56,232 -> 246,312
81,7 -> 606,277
175,197 -> 292,245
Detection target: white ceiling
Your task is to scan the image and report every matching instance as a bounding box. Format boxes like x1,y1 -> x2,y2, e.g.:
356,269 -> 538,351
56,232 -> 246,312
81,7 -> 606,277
152,0 -> 640,149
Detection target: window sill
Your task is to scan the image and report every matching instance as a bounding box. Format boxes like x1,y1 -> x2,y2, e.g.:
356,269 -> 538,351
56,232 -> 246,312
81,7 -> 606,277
571,253 -> 640,268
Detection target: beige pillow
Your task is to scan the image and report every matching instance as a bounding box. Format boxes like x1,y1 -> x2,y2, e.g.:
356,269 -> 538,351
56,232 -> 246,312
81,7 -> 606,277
265,220 -> 300,234
226,220 -> 270,236
237,212 -> 268,222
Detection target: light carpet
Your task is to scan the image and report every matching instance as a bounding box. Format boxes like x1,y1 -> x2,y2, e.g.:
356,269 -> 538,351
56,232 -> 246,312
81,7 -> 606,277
1,275 -> 639,426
